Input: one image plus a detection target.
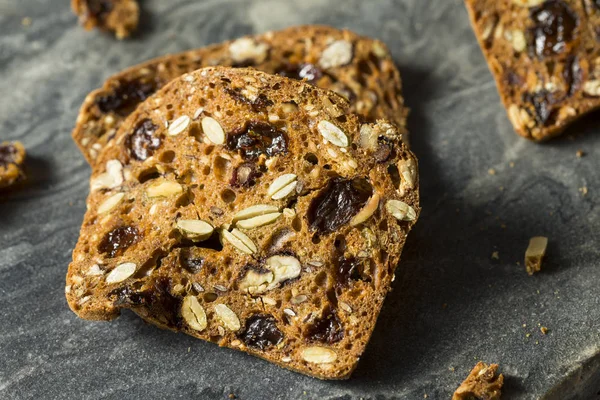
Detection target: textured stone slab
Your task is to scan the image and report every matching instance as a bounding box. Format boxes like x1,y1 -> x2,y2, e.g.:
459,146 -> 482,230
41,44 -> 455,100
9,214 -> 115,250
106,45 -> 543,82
0,0 -> 598,399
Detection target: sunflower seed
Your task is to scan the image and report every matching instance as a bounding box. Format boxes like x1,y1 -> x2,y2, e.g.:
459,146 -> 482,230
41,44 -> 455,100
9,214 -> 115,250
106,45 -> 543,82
146,180 -> 183,198
201,116 -> 225,144
301,346 -> 337,364
350,193 -> 380,226
91,160 -> 123,191
105,262 -> 136,284
176,219 -> 214,241
318,120 -> 349,147
181,295 -> 207,331
221,228 -> 257,254
214,304 -> 241,331
98,192 -> 125,214
268,174 -> 298,200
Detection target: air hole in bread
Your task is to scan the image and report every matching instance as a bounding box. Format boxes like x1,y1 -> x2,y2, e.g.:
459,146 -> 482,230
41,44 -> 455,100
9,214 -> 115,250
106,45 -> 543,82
387,164 -> 400,189
138,167 -> 161,183
221,189 -> 236,203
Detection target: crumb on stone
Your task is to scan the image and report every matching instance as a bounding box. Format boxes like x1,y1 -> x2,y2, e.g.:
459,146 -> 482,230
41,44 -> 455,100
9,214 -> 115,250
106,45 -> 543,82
21,17 -> 32,27
491,251 -> 499,260
525,236 -> 548,275
576,150 -> 585,158
452,362 -> 503,400
540,326 -> 548,335
579,186 -> 588,196
488,168 -> 496,175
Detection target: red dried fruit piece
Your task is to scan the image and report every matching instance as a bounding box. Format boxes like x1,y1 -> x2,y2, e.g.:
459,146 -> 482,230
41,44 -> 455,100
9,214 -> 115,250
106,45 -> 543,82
276,63 -> 323,85
230,162 -> 262,187
335,256 -> 368,289
304,308 -> 344,344
85,0 -> 113,22
0,143 -> 17,167
522,90 -> 558,125
307,178 -> 373,235
223,87 -> 273,111
98,225 -> 140,258
226,121 -> 287,160
179,248 -> 205,274
239,314 -> 284,350
96,79 -> 157,115
528,0 -> 578,58
125,118 -> 161,161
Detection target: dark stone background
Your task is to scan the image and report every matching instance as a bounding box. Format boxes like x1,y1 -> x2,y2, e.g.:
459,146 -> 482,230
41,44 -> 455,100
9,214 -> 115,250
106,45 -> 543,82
0,0 -> 598,399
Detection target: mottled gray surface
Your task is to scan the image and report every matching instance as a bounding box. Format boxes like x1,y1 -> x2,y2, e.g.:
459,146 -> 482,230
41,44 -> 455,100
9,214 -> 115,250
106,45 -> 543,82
0,0 -> 599,399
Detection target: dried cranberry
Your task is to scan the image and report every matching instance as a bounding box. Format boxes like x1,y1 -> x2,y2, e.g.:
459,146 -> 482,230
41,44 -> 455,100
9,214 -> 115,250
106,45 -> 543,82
96,79 -> 157,115
335,256 -> 365,289
0,143 -> 17,167
308,178 -> 373,234
522,90 -> 558,126
239,314 -> 284,350
98,226 -> 140,258
230,162 -> 261,187
110,279 -> 179,328
276,63 -> 323,85
305,308 -> 344,344
528,0 -> 578,58
179,248 -> 204,274
373,137 -> 394,163
125,119 -> 161,161
563,55 -> 582,96
226,121 -> 287,160
85,0 -> 113,21
223,87 -> 273,112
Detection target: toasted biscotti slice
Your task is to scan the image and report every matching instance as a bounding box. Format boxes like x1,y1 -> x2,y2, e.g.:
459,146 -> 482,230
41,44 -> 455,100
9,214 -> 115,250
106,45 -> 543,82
72,0 -> 139,39
465,0 -> 600,140
0,141 -> 26,191
73,25 -> 408,163
66,67 -> 419,379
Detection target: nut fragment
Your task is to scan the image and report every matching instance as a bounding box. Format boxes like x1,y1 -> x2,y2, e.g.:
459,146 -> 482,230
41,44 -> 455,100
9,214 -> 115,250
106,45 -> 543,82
268,174 -> 298,200
510,30 -> 527,52
221,228 -> 257,254
239,255 -> 302,294
350,193 -> 380,226
318,120 -> 349,147
105,262 -> 136,284
511,0 -> 544,6
359,124 -> 377,150
168,115 -> 191,136
214,304 -> 241,331
525,236 -> 548,275
98,192 -> 125,214
398,158 -> 417,195
177,219 -> 214,241
385,200 -> 417,221
264,255 -> 301,289
229,38 -> 269,63
91,160 -> 123,191
583,80 -> 600,97
291,294 -> 308,305
301,346 -> 337,364
146,180 -> 183,198
181,295 -> 207,332
319,40 -> 353,69
201,117 -> 225,144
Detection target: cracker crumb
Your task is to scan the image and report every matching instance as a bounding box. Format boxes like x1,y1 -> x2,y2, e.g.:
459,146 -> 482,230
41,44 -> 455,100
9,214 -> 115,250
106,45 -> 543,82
579,186 -> 588,196
21,17 -> 32,27
488,168 -> 496,175
491,251 -> 499,260
540,326 -> 548,335
509,162 -> 515,168
576,150 -> 585,158
452,362 -> 503,400
525,236 -> 548,275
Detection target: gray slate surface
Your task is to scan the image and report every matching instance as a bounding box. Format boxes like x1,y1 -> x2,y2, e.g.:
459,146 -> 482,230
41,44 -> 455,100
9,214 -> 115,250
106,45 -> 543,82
0,0 -> 599,399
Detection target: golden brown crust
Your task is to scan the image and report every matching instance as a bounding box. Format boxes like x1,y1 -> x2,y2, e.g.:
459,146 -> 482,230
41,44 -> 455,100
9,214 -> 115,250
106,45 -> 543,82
71,0 -> 139,39
72,25 -> 408,163
452,362 -> 504,400
465,0 -> 600,141
0,141 -> 26,190
66,67 -> 419,379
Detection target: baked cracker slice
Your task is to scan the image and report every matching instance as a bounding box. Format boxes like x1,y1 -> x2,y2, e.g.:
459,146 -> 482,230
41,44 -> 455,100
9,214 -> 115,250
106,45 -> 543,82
66,67 -> 419,379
